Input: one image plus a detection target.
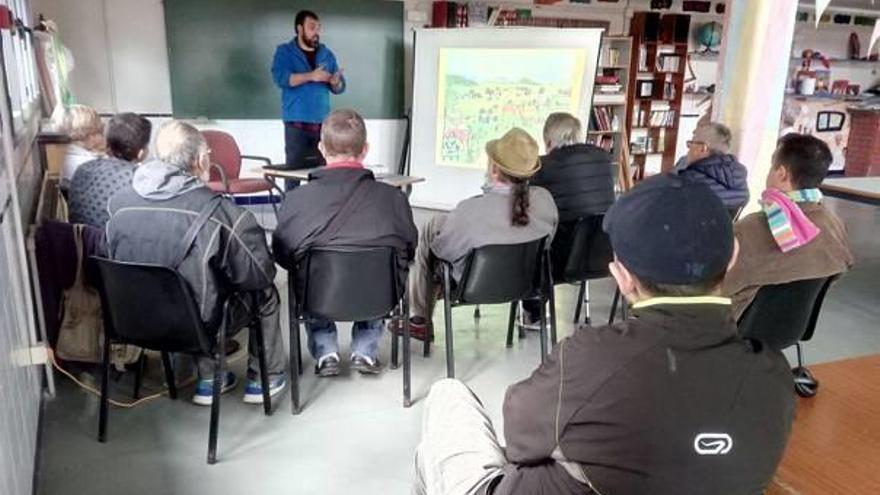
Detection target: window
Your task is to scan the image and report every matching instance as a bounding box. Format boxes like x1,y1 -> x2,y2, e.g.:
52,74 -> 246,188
816,111 -> 845,132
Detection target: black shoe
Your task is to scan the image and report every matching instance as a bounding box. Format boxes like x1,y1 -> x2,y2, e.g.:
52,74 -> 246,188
315,354 -> 340,377
351,354 -> 383,375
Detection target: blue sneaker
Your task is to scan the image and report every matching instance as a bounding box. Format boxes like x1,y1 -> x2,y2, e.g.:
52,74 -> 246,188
243,374 -> 287,404
192,371 -> 238,406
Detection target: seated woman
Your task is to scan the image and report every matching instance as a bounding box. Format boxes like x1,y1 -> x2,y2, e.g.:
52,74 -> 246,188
406,128 -> 558,340
60,104 -> 104,192
523,112 -> 616,324
68,112 -> 151,228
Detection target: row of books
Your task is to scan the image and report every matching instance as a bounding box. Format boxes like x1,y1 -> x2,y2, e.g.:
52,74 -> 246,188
596,83 -> 624,94
657,54 -> 681,72
588,135 -> 615,152
431,1 -> 470,27
590,106 -> 620,131
632,109 -> 677,127
631,135 -> 667,154
600,47 -> 622,67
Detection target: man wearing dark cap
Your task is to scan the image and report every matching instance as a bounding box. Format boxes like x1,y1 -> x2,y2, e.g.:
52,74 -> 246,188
414,175 -> 795,495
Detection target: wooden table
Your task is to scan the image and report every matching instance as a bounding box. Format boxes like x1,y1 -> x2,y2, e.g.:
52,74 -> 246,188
820,177 -> 880,206
767,354 -> 880,494
263,166 -> 425,189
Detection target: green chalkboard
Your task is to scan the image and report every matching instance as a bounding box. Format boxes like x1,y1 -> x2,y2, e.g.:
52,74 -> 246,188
164,0 -> 404,119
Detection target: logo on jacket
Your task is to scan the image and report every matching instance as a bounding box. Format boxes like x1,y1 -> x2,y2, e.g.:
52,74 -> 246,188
694,433 -> 733,455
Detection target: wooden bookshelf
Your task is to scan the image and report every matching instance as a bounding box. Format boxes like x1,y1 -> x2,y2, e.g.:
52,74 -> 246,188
626,12 -> 690,181
589,35 -> 633,167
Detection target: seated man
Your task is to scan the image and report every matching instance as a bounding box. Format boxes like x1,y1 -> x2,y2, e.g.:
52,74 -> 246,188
407,128 -> 558,339
523,112 -> 615,323
723,133 -> 854,320
272,109 -> 417,376
60,104 -> 105,192
106,121 -> 287,406
673,122 -> 749,211
69,112 -> 151,228
414,175 -> 795,495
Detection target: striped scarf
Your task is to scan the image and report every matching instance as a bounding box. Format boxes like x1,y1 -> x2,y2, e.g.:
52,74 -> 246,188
761,188 -> 822,253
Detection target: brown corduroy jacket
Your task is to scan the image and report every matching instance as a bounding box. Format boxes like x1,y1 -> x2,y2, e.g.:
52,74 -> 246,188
722,202 -> 854,320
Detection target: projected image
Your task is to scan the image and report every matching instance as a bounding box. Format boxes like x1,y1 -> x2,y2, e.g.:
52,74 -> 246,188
436,48 -> 587,168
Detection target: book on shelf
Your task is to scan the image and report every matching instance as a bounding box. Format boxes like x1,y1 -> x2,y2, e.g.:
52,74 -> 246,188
596,74 -> 620,85
630,136 -> 666,154
663,81 -> 676,100
587,134 -> 615,152
657,54 -> 681,72
597,84 -> 623,93
600,47 -> 621,66
590,106 -> 618,131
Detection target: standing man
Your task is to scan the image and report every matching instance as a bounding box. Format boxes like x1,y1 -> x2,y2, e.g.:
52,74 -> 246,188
271,10 -> 345,170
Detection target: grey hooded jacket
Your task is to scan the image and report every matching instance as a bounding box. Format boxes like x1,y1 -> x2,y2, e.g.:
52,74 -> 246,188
106,160 -> 276,328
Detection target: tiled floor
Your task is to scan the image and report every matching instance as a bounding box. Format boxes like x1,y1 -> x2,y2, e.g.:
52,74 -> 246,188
35,198 -> 880,495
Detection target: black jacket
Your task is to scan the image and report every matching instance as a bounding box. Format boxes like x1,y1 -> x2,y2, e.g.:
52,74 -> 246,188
272,167 -> 418,276
530,144 -> 615,223
675,153 -> 750,209
107,185 -> 275,330
495,301 -> 795,495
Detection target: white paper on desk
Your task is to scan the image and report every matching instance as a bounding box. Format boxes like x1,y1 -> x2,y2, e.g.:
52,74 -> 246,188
869,19 -> 880,58
815,0 -> 832,27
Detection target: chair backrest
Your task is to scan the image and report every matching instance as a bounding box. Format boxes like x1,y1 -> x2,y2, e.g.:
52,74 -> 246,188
203,130 -> 242,181
294,246 -> 402,322
551,215 -> 612,284
737,276 -> 837,351
91,257 -> 213,354
455,237 -> 546,305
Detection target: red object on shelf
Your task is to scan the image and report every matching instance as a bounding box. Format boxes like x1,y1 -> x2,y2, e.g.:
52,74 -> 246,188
432,1 -> 449,28
0,6 -> 13,30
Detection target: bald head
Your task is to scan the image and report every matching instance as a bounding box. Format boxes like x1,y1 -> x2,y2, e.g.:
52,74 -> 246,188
156,121 -> 208,174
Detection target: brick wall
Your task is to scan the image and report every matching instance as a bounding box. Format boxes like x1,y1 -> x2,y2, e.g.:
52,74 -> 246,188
845,109 -> 880,177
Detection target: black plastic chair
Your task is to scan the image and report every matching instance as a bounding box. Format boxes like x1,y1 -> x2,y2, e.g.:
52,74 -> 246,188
91,257 -> 272,464
737,275 -> 839,398
430,237 -> 551,379
556,216 -> 616,326
286,246 -> 410,412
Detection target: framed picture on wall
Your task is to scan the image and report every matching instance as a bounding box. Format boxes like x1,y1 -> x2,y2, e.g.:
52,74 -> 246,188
637,80 -> 655,98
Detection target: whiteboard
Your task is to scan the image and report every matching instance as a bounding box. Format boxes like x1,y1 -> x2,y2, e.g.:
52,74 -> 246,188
409,27 -> 602,210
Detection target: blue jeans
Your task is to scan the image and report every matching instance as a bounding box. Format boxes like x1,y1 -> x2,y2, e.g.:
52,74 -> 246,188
306,318 -> 383,361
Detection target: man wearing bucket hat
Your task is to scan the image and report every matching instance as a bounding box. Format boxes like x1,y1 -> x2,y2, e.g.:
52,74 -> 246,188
414,175 -> 795,495
405,128 -> 558,341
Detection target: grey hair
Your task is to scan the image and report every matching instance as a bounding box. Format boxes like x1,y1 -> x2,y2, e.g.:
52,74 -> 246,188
155,120 -> 208,170
543,112 -> 582,151
698,122 -> 732,154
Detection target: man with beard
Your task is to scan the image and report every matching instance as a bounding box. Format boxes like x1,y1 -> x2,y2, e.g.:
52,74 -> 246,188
271,10 -> 345,171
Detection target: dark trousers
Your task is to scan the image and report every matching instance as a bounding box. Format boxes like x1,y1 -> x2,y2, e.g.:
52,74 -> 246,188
283,123 -> 324,190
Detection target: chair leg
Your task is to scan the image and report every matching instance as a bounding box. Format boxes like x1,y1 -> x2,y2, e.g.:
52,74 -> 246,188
161,352 -> 177,400
443,266 -> 455,379
538,296 -> 548,364
583,280 -> 592,325
402,295 -> 412,408
609,287 -> 621,325
796,343 -> 805,368
98,333 -> 112,443
621,297 -> 629,320
473,306 -> 481,319
506,301 -> 517,348
548,285 -> 558,347
132,350 -> 146,400
207,326 -> 226,465
573,281 -> 585,324
288,277 -> 302,415
253,318 -> 272,416
390,313 -> 400,370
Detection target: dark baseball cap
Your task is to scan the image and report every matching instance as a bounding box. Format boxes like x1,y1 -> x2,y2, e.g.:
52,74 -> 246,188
602,175 -> 734,285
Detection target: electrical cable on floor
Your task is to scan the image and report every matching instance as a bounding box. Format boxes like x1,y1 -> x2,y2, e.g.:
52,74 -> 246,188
49,348 -> 246,409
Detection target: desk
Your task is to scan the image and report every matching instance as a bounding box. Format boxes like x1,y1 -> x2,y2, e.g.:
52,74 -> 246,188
263,166 -> 425,189
820,177 -> 880,206
767,354 -> 880,494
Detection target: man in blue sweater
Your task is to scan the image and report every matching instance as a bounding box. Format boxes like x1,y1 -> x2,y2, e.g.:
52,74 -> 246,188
673,122 -> 750,213
271,10 -> 346,169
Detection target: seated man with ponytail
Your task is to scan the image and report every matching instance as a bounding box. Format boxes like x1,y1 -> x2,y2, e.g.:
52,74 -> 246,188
406,128 -> 558,340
